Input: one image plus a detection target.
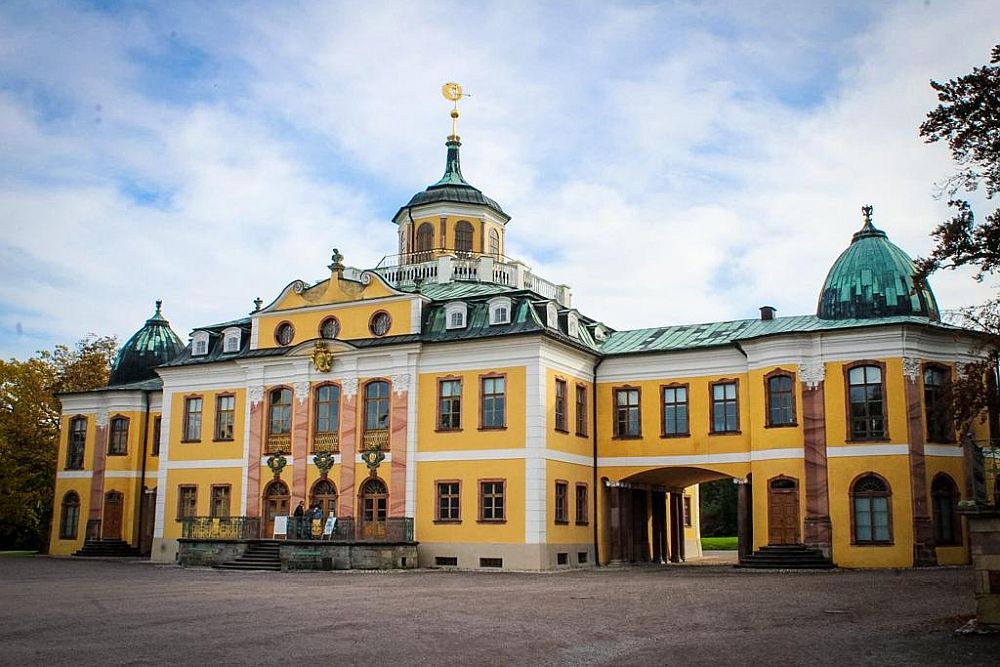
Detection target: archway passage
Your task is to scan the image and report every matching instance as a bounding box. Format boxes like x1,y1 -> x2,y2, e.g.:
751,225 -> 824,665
102,491 -> 124,540
767,476 -> 801,545
263,480 -> 290,538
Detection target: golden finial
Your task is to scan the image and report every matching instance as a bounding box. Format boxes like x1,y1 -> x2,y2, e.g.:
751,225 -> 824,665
441,82 -> 468,139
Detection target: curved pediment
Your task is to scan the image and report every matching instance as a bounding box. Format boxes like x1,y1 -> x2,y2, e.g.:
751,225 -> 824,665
262,270 -> 406,313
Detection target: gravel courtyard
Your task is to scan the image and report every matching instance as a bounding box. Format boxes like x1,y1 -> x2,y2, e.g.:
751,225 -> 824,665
0,557 -> 997,665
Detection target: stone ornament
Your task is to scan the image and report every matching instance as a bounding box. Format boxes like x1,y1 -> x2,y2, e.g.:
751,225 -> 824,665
313,451 -> 335,478
266,454 -> 287,479
95,410 -> 108,428
341,376 -> 359,398
390,373 -> 411,395
248,385 -> 264,406
798,361 -> 826,388
903,356 -> 922,382
294,381 -> 310,403
312,342 -> 334,373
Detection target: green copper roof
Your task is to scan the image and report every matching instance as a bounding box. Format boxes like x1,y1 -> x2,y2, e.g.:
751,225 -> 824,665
108,301 -> 184,386
817,214 -> 939,321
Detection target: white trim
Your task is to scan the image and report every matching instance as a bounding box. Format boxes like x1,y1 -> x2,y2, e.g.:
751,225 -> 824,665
524,354 -> 546,544
598,449 -> 804,467
925,444 -> 964,458
826,444 -> 910,458
57,470 -> 94,479
599,347 -> 748,383
410,298 -> 423,335
104,470 -> 144,479
167,458 -> 246,469
154,388 -> 173,539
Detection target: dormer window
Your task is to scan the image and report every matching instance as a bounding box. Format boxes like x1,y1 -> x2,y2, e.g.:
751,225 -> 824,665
593,325 -> 608,342
488,297 -> 512,326
546,303 -> 559,329
192,331 -> 210,356
222,327 -> 241,354
567,312 -> 579,338
445,302 -> 468,330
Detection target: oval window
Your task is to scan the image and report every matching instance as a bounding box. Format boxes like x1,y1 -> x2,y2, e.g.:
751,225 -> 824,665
319,316 -> 340,339
369,311 -> 391,337
275,322 -> 295,346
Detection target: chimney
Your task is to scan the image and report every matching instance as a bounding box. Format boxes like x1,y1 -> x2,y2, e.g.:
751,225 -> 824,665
759,306 -> 776,321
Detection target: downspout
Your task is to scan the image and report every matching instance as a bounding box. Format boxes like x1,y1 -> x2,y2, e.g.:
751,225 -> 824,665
135,389 -> 151,555
592,355 -> 605,566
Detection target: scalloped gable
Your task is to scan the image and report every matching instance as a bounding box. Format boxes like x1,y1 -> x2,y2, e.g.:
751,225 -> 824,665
265,270 -> 408,312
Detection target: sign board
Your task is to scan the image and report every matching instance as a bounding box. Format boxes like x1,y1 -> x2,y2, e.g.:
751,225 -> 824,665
322,516 -> 337,538
273,515 -> 288,538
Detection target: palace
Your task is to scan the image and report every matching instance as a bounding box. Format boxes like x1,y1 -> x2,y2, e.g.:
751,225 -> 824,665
50,94 -> 995,570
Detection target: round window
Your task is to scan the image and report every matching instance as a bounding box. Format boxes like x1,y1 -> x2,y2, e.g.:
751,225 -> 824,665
369,311 -> 391,337
275,322 -> 295,346
319,316 -> 340,339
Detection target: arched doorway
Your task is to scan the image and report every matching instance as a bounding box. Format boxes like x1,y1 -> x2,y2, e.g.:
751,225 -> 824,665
263,480 -> 290,538
311,479 -> 338,519
102,491 -> 124,540
767,476 -> 800,545
359,477 -> 387,539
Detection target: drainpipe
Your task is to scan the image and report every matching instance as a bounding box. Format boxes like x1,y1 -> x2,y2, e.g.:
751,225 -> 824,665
135,389 -> 151,555
592,355 -> 605,566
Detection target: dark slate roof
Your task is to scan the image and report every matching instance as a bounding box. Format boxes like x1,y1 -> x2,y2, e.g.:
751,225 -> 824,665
817,216 -> 939,320
159,318 -> 253,368
108,301 -> 184,386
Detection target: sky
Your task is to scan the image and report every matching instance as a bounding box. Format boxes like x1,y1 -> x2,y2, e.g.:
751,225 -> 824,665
1,0 -> 998,360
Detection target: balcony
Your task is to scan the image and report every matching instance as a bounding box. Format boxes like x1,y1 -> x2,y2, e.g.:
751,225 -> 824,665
361,428 -> 389,451
373,250 -> 572,307
265,433 -> 291,455
312,432 -> 340,453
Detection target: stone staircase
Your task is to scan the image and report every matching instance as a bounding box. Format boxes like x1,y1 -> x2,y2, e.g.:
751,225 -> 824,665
737,544 -> 834,569
215,541 -> 282,572
73,539 -> 142,558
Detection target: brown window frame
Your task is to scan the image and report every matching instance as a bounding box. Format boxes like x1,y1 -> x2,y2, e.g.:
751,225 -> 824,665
709,379 -> 740,435
554,480 -> 569,524
478,478 -> 506,523
268,387 -> 293,436
59,491 -> 81,539
273,320 -> 295,347
844,361 -> 889,442
931,473 -> 960,546
213,393 -> 236,441
66,416 -> 87,470
613,386 -> 642,439
318,316 -> 341,340
575,384 -> 588,437
415,222 -> 434,255
575,483 -> 589,525
479,373 -> 507,430
660,382 -> 690,437
177,484 -> 198,520
455,220 -> 474,253
209,484 -> 231,518
764,369 -> 797,428
554,378 -> 568,433
849,472 -> 893,545
923,363 -> 954,444
368,310 -> 392,337
107,415 -> 129,456
437,377 -> 463,432
435,479 -> 462,523
182,395 -> 203,443
151,416 -> 162,457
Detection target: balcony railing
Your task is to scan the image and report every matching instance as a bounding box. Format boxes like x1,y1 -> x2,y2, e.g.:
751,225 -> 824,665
181,516 -> 414,543
181,516 -> 261,540
312,432 -> 340,453
361,428 -> 389,451
265,433 -> 291,455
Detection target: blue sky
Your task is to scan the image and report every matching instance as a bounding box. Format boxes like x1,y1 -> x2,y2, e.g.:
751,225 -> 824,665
1,1 -> 997,359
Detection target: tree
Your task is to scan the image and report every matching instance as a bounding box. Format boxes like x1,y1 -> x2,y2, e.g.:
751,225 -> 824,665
916,44 -> 1000,437
699,478 -> 737,537
0,335 -> 117,550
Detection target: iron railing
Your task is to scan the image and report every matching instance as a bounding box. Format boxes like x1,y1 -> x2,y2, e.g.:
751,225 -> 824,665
181,517 -> 261,540
312,432 -> 339,453
265,434 -> 292,454
362,429 -> 389,451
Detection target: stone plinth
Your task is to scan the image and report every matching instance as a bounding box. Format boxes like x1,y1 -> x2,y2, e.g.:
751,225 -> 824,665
960,505 -> 1000,628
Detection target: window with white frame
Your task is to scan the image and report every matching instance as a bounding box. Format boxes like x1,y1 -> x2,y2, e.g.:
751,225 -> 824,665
488,297 -> 511,325
192,331 -> 210,356
593,325 -> 607,342
546,303 -> 559,329
445,302 -> 467,330
222,327 -> 241,354
567,312 -> 579,338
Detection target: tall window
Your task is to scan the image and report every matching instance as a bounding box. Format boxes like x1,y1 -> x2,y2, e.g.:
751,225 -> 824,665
67,417 -> 86,469
931,474 -> 959,545
315,384 -> 341,433
183,397 -> 203,442
554,481 -> 569,523
554,379 -> 568,432
614,388 -> 641,437
489,229 -> 500,258
108,417 -> 129,455
437,481 -> 461,522
364,381 -> 390,431
177,485 -> 198,519
455,220 -> 473,253
661,384 -> 689,436
438,379 -> 462,430
151,416 -> 161,456
924,365 -> 952,443
575,483 -> 588,525
766,372 -> 795,427
215,395 -> 235,440
479,480 -> 506,522
847,364 -> 885,440
711,380 -> 739,433
210,485 -> 231,518
481,375 -> 506,429
59,491 -> 80,539
360,478 -> 388,526
269,388 -> 292,435
851,474 -> 892,544
575,385 -> 588,436
415,222 -> 434,256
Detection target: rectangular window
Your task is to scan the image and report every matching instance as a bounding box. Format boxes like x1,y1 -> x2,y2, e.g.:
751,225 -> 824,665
661,384 -> 689,436
315,384 -> 341,434
436,481 -> 461,522
575,385 -> 588,436
151,416 -> 162,457
554,481 -> 568,523
177,485 -> 198,519
766,372 -> 796,427
438,379 -> 462,430
575,483 -> 589,525
847,365 -> 885,440
479,480 -> 506,522
480,375 -> 506,429
214,395 -> 235,441
683,496 -> 692,527
108,417 -> 129,455
210,485 -> 231,518
614,388 -> 641,437
67,418 -> 86,469
554,379 -> 568,432
183,397 -> 203,442
710,381 -> 739,433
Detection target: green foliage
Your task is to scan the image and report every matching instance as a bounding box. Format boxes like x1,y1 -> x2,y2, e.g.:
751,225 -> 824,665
699,478 -> 737,537
0,335 -> 117,550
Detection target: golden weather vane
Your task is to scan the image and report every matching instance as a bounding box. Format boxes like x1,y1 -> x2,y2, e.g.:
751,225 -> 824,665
441,82 -> 469,138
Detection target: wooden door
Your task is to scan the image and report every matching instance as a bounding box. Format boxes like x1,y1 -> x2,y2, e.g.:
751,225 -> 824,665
263,481 -> 289,539
102,491 -> 123,540
767,477 -> 800,545
360,479 -> 387,539
139,487 -> 156,555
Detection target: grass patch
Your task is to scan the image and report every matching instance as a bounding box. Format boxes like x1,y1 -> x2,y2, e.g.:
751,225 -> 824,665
701,537 -> 737,551
0,551 -> 38,557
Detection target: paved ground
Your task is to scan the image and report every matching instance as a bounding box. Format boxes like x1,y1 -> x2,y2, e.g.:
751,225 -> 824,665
0,557 -> 997,666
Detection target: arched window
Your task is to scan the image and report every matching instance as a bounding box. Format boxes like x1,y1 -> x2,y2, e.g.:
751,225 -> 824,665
67,417 -> 86,470
851,473 -> 892,544
415,222 -> 434,257
489,229 -> 501,258
924,365 -> 953,443
360,477 -> 388,538
59,491 -> 80,539
364,381 -> 390,432
311,479 -> 338,518
108,416 -> 129,455
314,384 -> 341,434
455,220 -> 474,253
847,364 -> 885,440
269,388 -> 292,435
931,473 -> 960,545
765,371 -> 796,427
